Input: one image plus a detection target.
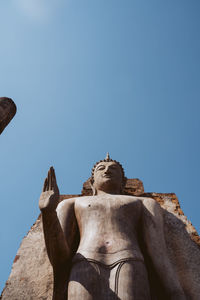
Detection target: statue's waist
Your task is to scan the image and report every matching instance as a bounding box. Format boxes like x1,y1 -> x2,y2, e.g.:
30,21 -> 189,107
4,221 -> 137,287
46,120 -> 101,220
74,249 -> 144,266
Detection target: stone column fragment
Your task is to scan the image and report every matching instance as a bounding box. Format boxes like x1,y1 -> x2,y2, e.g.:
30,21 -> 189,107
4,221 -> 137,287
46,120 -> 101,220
0,97 -> 16,134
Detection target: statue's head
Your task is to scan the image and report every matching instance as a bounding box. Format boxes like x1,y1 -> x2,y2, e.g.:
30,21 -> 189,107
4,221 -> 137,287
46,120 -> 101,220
90,154 -> 127,195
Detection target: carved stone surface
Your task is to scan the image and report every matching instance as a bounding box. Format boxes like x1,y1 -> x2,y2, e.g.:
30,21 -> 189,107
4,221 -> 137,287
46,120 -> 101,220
1,216 -> 53,300
0,97 -> 16,134
1,179 -> 199,299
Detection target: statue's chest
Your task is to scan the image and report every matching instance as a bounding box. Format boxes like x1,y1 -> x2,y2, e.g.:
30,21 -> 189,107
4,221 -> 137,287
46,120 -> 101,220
75,196 -> 141,220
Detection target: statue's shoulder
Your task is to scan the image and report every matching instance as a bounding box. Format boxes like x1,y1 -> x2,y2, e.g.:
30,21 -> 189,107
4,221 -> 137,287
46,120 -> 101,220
126,195 -> 158,209
74,195 -> 94,205
138,196 -> 160,209
57,196 -> 92,209
121,194 -> 155,203
119,194 -> 142,203
56,197 -> 77,212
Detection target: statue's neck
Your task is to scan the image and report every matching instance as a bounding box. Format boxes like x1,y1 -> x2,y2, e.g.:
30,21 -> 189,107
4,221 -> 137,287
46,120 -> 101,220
96,188 -> 121,195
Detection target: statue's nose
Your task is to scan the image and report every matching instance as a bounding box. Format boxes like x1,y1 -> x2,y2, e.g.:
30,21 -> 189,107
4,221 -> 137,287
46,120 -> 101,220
104,167 -> 111,174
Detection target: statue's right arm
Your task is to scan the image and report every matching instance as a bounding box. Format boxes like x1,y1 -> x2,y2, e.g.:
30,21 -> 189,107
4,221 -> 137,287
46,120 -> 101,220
39,167 -> 76,270
142,198 -> 186,299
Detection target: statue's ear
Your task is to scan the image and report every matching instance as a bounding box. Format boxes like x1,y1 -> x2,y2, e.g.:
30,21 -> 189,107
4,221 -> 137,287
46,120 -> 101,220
120,177 -> 127,194
89,178 -> 97,195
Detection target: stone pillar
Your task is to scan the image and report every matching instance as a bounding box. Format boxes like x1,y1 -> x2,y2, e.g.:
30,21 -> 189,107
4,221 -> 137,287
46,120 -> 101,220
0,97 -> 16,134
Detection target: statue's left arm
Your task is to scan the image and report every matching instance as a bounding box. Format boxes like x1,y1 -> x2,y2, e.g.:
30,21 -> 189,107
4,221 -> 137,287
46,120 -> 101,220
142,198 -> 186,300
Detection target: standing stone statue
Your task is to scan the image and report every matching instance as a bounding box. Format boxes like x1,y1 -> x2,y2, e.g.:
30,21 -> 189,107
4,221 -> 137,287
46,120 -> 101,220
0,97 -> 16,134
39,154 -> 189,300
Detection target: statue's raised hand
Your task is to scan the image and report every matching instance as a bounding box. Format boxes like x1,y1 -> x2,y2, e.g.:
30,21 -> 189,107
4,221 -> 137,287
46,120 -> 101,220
39,167 -> 60,212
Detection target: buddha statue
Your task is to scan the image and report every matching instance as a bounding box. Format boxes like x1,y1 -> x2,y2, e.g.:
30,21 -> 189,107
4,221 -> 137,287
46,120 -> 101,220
39,154 -> 186,300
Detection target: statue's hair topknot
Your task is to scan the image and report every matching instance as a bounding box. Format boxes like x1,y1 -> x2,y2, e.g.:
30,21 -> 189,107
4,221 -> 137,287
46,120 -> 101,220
90,153 -> 126,184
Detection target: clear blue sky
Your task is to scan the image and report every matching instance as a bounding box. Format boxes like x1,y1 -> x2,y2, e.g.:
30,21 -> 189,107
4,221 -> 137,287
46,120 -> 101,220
0,0 -> 200,292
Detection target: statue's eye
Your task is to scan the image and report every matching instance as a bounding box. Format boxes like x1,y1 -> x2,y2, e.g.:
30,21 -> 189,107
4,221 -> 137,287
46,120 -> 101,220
109,165 -> 118,171
96,165 -> 105,171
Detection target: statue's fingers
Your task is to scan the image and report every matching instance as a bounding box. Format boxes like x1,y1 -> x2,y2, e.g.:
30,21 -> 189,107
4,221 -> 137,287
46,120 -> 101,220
43,177 -> 48,192
51,167 -> 57,186
47,169 -> 51,190
52,168 -> 59,193
50,166 -> 54,190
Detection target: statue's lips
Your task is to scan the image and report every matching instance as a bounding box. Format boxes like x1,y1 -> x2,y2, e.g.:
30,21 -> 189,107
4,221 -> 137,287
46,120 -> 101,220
103,174 -> 113,178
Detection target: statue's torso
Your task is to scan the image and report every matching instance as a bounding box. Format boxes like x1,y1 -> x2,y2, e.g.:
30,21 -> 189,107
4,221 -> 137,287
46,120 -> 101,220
74,194 -> 144,265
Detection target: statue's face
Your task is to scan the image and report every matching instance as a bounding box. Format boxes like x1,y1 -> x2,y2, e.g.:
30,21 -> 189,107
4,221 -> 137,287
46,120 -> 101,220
93,161 -> 123,194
